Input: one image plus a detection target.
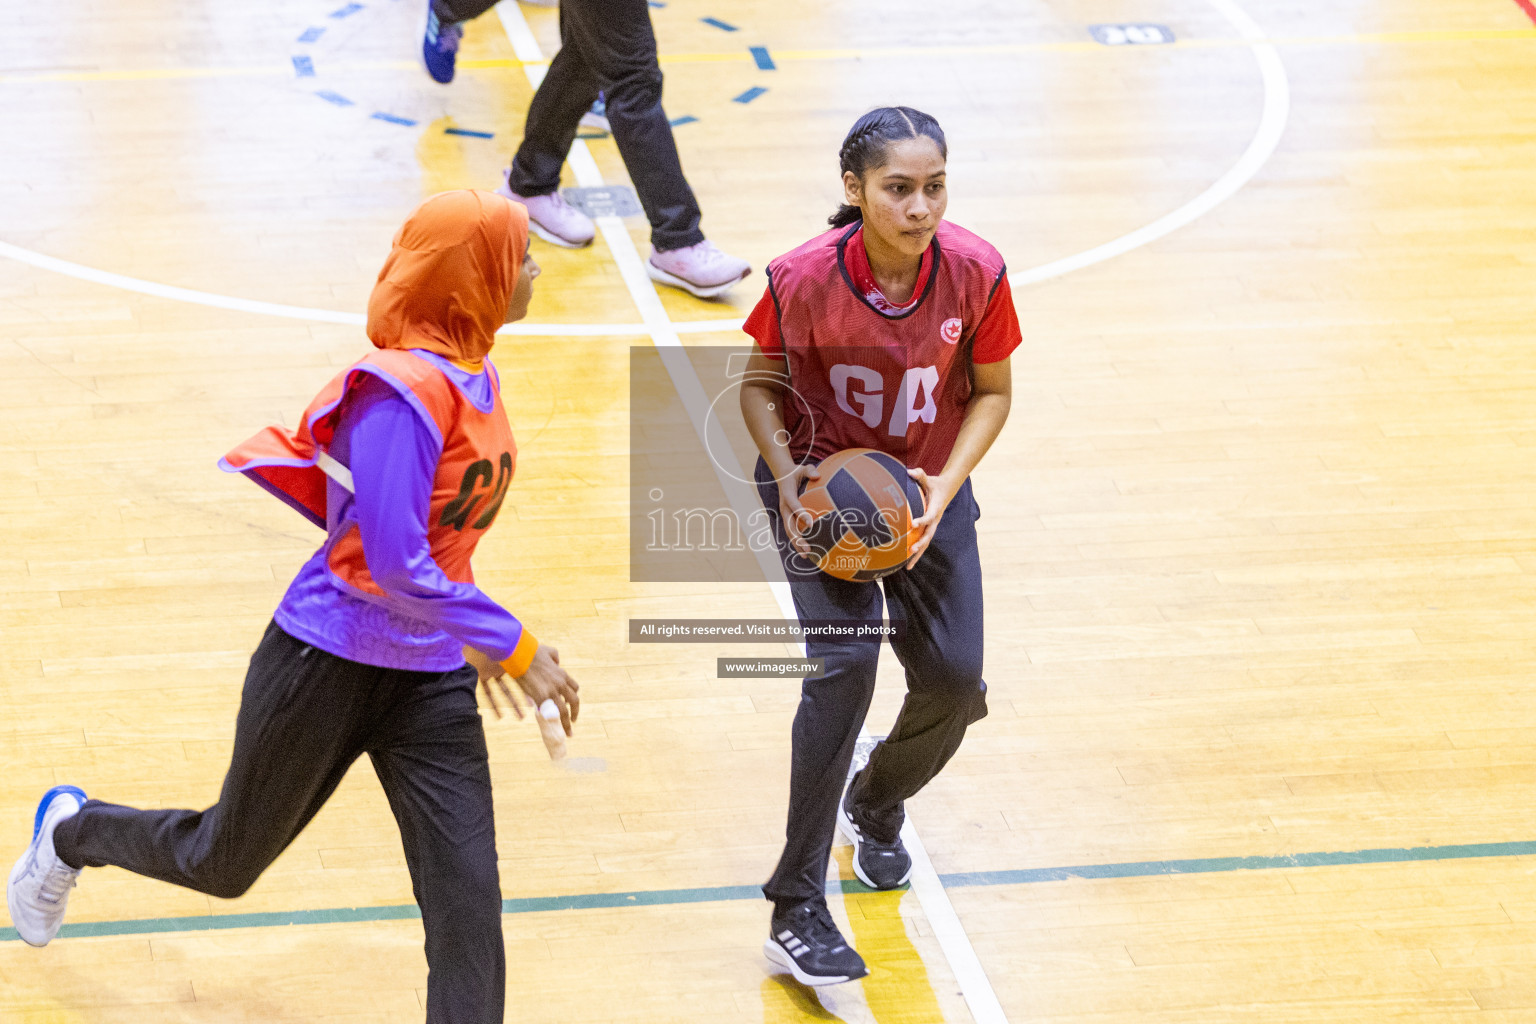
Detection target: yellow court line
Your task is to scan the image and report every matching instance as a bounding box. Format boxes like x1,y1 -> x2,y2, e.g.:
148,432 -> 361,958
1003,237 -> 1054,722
662,28 -> 1536,63
0,59 -> 419,83
1191,27 -> 1536,47
2,28 -> 1533,86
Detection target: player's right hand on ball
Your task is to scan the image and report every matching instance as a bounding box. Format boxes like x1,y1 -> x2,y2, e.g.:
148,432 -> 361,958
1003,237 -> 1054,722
776,463 -> 821,557
515,645 -> 580,736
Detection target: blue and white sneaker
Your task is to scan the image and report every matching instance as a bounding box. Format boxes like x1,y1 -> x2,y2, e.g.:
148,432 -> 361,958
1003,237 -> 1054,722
421,5 -> 463,84
579,94 -> 610,132
7,785 -> 87,947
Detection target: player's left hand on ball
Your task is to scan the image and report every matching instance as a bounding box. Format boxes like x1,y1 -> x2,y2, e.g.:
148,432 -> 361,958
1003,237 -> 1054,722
465,646 -> 524,720
904,468 -> 954,569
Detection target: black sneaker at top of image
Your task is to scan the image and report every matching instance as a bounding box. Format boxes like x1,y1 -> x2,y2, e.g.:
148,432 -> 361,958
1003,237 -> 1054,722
837,783 -> 914,891
763,899 -> 869,987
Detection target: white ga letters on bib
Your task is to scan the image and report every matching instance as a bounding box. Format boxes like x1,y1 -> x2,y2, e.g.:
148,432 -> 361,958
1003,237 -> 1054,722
830,364 -> 938,437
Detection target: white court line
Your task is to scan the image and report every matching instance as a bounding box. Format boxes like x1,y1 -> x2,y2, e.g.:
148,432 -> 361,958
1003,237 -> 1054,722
495,4 -> 1013,1023
0,237 -> 737,337
1011,0 -> 1289,286
0,0 -> 1287,336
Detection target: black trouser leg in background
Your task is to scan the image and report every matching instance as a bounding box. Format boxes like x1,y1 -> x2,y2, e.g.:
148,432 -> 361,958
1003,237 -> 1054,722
505,4 -> 602,197
52,622 -> 506,1024
505,0 -> 705,250
432,0 -> 498,25
754,459 -> 990,909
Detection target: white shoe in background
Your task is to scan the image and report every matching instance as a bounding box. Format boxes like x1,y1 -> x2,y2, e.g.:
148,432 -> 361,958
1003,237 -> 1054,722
496,170 -> 596,248
647,240 -> 751,298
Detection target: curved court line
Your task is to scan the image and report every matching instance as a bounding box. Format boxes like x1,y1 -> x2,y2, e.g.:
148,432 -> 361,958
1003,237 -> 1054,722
0,240 -> 371,324
1012,0 -> 1289,287
0,238 -> 733,337
0,0 -> 1288,336
0,240 -> 737,337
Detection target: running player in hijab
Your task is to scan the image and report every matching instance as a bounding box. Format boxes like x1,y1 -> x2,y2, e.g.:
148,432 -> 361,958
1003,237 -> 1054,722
7,190 -> 578,1023
740,107 -> 1021,986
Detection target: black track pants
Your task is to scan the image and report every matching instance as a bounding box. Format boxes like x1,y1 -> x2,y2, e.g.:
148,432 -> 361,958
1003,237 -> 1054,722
754,458 -> 990,908
53,622 -> 505,1024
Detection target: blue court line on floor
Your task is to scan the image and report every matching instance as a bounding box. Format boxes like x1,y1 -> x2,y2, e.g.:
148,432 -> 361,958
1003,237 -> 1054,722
733,86 -> 767,104
669,115 -> 698,127
330,2 -> 364,17
444,127 -> 494,138
297,26 -> 326,43
291,55 -> 316,77
371,111 -> 417,126
316,90 -> 354,106
749,46 -> 775,70
7,839 -> 1536,944
701,17 -> 737,31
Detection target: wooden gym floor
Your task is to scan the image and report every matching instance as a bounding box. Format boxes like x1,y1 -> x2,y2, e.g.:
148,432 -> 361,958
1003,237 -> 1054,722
4,0 -> 1536,1020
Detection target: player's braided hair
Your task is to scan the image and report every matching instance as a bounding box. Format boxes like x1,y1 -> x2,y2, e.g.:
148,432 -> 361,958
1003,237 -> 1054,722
829,106 -> 948,228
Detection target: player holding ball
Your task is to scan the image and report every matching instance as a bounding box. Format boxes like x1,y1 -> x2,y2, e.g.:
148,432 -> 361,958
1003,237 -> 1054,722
739,106 -> 1021,986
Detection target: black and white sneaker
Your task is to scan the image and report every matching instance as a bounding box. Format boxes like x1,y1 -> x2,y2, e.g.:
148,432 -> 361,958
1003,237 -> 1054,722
763,899 -> 868,987
838,785 -> 913,890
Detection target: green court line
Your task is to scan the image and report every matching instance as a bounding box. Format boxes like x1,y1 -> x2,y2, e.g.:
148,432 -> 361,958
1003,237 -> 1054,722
5,839 -> 1536,943
938,839 -> 1536,888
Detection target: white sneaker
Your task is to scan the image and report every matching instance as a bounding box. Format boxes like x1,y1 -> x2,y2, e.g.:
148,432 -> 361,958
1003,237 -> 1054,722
496,171 -> 595,249
646,240 -> 751,299
7,785 -> 86,947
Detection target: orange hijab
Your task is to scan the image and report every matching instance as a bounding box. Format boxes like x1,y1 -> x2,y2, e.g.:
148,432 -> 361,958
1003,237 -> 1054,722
366,190 -> 529,364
